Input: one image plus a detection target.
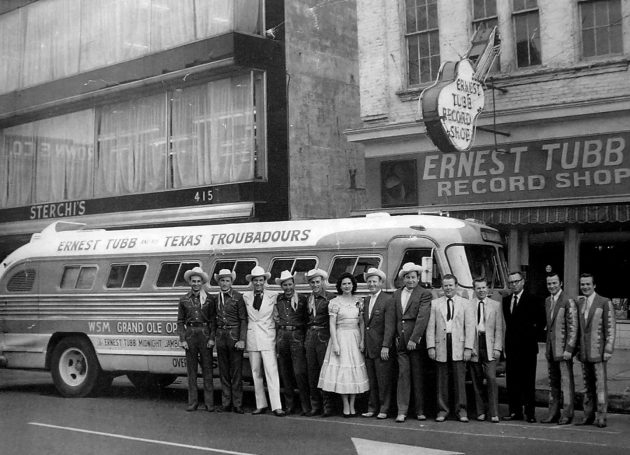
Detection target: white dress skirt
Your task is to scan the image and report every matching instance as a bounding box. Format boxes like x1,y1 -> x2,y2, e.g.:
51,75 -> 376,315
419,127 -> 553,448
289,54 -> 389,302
318,297 -> 369,394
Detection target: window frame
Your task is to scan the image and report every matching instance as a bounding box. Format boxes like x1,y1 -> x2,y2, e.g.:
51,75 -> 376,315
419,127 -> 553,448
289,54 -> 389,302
512,0 -> 542,68
105,263 -> 147,289
328,255 -> 382,285
60,264 -> 98,290
578,0 -> 623,59
267,256 -> 319,286
209,258 -> 258,287
155,261 -> 202,288
404,0 -> 441,86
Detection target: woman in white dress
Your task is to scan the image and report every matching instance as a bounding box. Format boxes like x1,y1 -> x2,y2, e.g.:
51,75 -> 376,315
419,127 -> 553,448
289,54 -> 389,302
318,272 -> 369,416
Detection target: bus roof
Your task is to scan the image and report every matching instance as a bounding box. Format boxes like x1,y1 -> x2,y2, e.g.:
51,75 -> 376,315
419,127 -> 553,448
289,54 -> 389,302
1,214 -> 473,267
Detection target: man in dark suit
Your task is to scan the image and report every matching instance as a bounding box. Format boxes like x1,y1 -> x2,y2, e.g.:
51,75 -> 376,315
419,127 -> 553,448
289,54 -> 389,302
360,267 -> 396,419
502,271 -> 546,423
393,262 -> 433,423
541,273 -> 578,425
575,273 -> 616,428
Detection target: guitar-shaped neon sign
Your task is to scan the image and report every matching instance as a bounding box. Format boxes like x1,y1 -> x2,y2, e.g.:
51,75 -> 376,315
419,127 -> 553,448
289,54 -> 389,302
419,26 -> 500,154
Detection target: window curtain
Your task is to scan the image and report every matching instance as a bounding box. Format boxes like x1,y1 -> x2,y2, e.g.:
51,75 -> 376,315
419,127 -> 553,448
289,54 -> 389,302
150,0 -> 195,51
21,0 -> 80,88
0,9 -> 24,93
194,0 -> 233,37
170,74 -> 255,188
234,0 -> 261,34
0,124 -> 35,208
95,94 -> 166,197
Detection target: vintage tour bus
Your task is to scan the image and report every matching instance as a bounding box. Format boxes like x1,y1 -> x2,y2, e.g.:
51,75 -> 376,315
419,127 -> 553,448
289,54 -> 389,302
0,213 -> 507,397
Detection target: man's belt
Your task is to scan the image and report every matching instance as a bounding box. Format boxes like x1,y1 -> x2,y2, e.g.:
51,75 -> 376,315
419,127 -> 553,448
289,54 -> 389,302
279,325 -> 304,331
187,322 -> 206,327
308,325 -> 329,330
218,325 -> 238,330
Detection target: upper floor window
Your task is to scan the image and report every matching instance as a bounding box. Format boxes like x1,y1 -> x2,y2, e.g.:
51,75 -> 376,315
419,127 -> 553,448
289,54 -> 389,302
513,0 -> 541,67
579,0 -> 622,58
405,0 -> 440,85
471,0 -> 499,72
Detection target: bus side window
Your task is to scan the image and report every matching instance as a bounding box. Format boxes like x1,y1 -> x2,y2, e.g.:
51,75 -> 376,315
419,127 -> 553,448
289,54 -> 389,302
106,264 -> 147,288
157,262 -> 200,287
267,257 -> 317,285
329,256 -> 381,284
61,265 -> 97,290
395,249 -> 441,289
210,260 -> 256,286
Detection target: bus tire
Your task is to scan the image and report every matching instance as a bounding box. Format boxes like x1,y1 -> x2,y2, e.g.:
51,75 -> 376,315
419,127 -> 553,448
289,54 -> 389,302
50,336 -> 101,398
127,373 -> 177,391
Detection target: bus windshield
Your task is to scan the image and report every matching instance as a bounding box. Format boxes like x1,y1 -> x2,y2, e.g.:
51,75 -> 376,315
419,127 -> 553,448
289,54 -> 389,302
445,244 -> 504,289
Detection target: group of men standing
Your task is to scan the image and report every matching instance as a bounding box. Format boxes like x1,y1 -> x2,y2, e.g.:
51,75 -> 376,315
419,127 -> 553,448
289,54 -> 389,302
176,263 -> 616,427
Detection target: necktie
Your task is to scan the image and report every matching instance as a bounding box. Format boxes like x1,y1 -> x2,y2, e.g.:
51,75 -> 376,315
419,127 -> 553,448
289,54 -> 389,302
447,298 -> 453,321
220,292 -> 228,312
478,300 -> 484,324
291,294 -> 297,312
369,295 -> 376,318
309,294 -> 316,316
253,293 -> 262,311
511,294 -> 518,313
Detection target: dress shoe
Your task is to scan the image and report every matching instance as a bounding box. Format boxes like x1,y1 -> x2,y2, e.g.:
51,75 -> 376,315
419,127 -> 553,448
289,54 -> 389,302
417,414 -> 427,421
477,414 -> 486,422
343,412 -> 351,418
435,416 -> 446,422
306,409 -> 321,417
377,413 -> 388,419
458,416 -> 469,423
395,414 -> 406,423
233,407 -> 244,414
272,409 -> 286,417
252,407 -> 267,415
490,416 -> 500,423
575,417 -> 595,426
526,415 -> 537,423
216,405 -> 231,413
362,411 -> 375,418
186,404 -> 198,412
502,413 -> 523,421
321,411 -> 334,418
596,418 -> 607,428
541,415 -> 560,424
558,416 -> 572,425
204,405 -> 215,412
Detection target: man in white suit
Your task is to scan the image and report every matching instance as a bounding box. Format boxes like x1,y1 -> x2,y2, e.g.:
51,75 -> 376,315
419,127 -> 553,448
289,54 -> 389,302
243,266 -> 285,416
427,274 -> 475,422
468,277 -> 503,423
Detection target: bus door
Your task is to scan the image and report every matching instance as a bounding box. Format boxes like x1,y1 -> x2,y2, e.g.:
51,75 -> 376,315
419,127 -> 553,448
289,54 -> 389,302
387,237 -> 441,291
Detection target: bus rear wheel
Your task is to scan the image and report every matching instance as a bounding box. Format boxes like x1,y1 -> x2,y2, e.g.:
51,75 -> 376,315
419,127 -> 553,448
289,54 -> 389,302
127,373 -> 177,391
50,336 -> 101,397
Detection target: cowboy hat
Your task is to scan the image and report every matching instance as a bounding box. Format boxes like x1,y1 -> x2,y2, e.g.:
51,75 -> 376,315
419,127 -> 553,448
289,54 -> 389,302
275,270 -> 296,286
397,262 -> 424,279
213,268 -> 236,282
246,265 -> 271,282
364,267 -> 386,282
305,268 -> 328,282
184,266 -> 209,284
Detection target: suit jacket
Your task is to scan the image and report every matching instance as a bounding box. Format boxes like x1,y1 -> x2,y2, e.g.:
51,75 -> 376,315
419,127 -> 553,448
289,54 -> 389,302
177,289 -> 216,341
470,297 -> 503,362
243,290 -> 279,351
426,294 -> 475,362
576,293 -> 616,363
545,291 -> 578,361
362,291 -> 396,359
393,285 -> 433,349
502,290 -> 546,357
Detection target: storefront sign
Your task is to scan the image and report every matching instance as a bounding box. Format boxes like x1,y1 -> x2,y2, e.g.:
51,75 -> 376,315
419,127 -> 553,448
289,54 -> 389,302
417,132 -> 630,206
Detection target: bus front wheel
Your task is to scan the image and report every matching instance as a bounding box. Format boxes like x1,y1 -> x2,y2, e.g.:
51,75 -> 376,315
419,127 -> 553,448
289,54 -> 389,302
51,336 -> 101,397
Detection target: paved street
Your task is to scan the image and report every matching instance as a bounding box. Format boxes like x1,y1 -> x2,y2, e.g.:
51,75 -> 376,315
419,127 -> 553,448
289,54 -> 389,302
1,370 -> 629,455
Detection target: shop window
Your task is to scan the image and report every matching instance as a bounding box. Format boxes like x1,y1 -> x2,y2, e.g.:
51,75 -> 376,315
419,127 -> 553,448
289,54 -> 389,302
329,256 -> 381,285
156,261 -> 201,287
106,264 -> 147,289
513,0 -> 541,67
579,0 -> 622,58
405,0 -> 440,85
0,110 -> 95,209
61,265 -> 97,290
381,160 -> 418,207
268,257 -> 318,285
6,268 -> 36,292
210,260 -> 257,286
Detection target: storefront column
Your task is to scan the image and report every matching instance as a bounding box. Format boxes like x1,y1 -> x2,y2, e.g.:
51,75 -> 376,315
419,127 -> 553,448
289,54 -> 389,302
508,228 -> 519,272
563,226 -> 580,297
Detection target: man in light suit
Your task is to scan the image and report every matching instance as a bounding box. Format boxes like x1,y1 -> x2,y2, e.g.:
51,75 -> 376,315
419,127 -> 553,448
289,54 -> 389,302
468,276 -> 503,423
575,273 -> 616,428
361,268 -> 395,419
541,273 -> 578,425
427,274 -> 475,422
243,266 -> 285,416
502,271 -> 546,423
393,262 -> 433,423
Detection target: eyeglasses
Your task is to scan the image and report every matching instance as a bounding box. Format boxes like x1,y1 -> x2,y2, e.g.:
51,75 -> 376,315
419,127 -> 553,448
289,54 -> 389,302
508,278 -> 523,285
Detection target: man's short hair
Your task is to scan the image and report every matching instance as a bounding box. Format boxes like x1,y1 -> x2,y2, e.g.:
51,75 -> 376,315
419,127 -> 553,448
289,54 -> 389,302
442,273 -> 458,285
546,272 -> 562,282
580,272 -> 595,284
473,276 -> 487,287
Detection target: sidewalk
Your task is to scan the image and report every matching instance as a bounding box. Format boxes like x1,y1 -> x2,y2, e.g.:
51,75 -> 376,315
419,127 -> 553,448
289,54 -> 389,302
496,345 -> 630,414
